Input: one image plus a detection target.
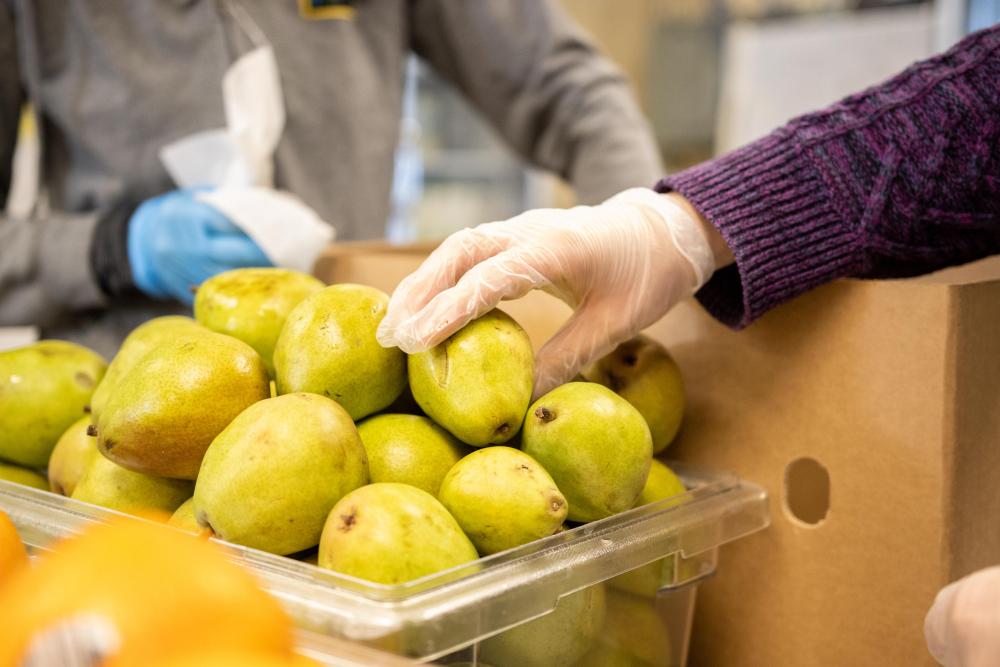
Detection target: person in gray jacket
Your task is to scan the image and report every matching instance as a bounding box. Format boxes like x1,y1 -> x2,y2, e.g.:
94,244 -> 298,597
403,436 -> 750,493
0,0 -> 663,356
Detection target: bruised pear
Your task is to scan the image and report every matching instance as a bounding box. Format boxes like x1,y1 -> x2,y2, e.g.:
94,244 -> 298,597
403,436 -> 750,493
72,452 -> 192,517
194,393 -> 369,555
318,483 -> 477,584
438,447 -> 567,555
356,414 -> 468,495
480,584 -> 606,667
523,382 -> 652,523
89,316 -> 206,423
48,417 -> 100,496
194,268 -> 324,377
408,310 -> 533,446
0,463 -> 48,491
0,341 -> 106,467
583,336 -> 685,454
274,284 -> 405,420
95,333 -> 269,479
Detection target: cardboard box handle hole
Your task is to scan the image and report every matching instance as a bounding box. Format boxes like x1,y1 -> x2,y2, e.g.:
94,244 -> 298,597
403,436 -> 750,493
783,457 -> 829,527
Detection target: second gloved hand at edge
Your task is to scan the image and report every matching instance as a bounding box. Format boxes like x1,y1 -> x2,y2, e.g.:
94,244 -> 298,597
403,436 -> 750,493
127,189 -> 272,305
925,566 -> 1000,667
376,187 -> 728,398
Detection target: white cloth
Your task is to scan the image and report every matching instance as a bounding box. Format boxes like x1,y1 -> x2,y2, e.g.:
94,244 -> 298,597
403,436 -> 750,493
158,45 -> 333,272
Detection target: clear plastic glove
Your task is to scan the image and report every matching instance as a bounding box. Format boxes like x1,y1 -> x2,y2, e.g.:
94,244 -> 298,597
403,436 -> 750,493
925,566 -> 1000,667
377,188 -> 722,397
127,189 -> 272,304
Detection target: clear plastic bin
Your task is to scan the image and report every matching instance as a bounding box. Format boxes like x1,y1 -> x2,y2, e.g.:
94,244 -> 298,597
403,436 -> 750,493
1,463 -> 769,666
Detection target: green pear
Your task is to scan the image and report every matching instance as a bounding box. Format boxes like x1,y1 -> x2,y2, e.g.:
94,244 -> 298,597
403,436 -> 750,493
194,393 -> 369,555
0,340 -> 106,467
438,447 -> 567,555
408,310 -> 533,446
274,284 -> 405,420
194,268 -> 325,377
47,416 -> 100,496
0,463 -> 49,491
574,645 -> 648,667
357,414 -> 468,495
95,332 -> 269,479
583,336 -> 685,454
89,316 -> 206,423
71,452 -> 192,517
609,459 -> 689,598
480,584 -> 606,667
522,382 -> 652,523
637,458 -> 686,508
318,482 -> 478,584
168,498 -> 208,534
590,588 -> 672,666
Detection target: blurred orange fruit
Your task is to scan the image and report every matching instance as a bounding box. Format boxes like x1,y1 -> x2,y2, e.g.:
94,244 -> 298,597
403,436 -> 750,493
0,517 -> 294,667
0,510 -> 28,588
114,650 -> 322,667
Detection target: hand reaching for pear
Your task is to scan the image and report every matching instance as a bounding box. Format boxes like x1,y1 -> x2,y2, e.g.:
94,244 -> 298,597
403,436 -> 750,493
377,188 -> 730,397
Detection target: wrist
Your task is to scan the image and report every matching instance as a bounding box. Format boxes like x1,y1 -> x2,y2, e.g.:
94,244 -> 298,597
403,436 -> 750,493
604,187 -> 718,290
90,200 -> 140,298
661,192 -> 735,271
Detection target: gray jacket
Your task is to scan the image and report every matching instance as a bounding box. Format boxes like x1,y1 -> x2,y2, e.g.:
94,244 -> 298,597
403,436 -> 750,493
0,0 -> 663,357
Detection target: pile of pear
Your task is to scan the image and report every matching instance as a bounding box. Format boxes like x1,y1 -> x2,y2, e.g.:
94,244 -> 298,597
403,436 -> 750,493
0,267 -> 689,589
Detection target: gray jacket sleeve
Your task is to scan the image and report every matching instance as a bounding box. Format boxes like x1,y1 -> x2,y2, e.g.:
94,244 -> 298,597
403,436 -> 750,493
410,0 -> 665,204
0,2 -> 107,327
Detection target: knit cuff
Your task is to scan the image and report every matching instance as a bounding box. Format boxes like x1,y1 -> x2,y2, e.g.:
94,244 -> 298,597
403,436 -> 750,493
90,199 -> 140,298
657,130 -> 862,329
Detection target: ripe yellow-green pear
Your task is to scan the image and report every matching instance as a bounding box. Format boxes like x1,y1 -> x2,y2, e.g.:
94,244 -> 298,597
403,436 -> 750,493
194,269 -> 324,377
408,310 -> 533,446
0,340 -> 106,467
480,584 -> 606,667
89,316 -> 206,423
95,332 -> 269,479
318,483 -> 478,584
356,414 -> 468,495
194,393 -> 369,555
168,498 -> 209,535
584,588 -> 672,666
274,284 -> 405,420
48,416 -> 100,496
583,335 -> 685,454
637,459 -> 686,508
71,453 -> 192,517
0,463 -> 49,491
438,447 -> 567,555
522,382 -> 652,522
610,458 -> 689,597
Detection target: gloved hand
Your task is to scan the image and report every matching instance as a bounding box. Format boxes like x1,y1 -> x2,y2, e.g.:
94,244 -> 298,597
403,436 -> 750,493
377,188 -> 727,397
127,189 -> 272,304
925,566 -> 1000,667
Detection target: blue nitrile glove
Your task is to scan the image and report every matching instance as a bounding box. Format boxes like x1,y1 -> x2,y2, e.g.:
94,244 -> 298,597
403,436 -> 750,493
127,189 -> 272,304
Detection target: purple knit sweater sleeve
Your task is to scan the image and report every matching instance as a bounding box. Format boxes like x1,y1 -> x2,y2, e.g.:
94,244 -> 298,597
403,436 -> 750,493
657,25 -> 1000,329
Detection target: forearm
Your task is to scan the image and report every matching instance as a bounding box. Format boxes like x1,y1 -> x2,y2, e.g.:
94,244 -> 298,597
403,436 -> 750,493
658,25 -> 1000,329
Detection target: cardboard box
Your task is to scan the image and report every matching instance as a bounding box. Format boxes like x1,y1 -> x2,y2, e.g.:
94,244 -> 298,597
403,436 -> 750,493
315,243 -> 1000,666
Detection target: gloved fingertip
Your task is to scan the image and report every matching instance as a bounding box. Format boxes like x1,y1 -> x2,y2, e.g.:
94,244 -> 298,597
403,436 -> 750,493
925,580 -> 960,665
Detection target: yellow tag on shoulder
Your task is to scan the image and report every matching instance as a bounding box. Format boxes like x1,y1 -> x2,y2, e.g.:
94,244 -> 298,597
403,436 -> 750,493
298,0 -> 355,21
